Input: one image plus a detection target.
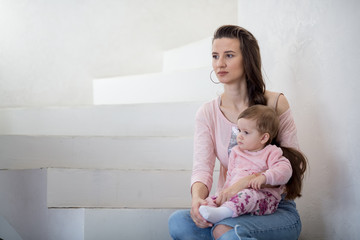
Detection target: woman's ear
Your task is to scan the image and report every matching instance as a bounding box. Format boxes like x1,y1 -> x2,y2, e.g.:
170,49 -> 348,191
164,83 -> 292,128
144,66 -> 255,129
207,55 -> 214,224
260,133 -> 270,144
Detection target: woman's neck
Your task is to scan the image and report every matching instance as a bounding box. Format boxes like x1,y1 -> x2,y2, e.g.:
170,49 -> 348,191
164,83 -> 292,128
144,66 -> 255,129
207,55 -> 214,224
219,80 -> 249,123
221,80 -> 249,111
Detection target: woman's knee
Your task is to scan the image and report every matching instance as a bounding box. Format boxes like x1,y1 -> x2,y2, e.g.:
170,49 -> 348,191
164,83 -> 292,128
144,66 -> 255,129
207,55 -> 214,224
212,224 -> 233,240
168,210 -> 184,238
168,210 -> 194,239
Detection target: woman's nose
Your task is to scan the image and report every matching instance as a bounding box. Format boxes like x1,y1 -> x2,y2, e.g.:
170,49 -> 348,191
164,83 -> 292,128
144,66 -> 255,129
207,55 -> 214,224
217,56 -> 226,67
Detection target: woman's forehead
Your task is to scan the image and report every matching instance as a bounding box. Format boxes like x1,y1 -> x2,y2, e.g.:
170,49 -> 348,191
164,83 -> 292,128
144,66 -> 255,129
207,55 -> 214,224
212,38 -> 240,52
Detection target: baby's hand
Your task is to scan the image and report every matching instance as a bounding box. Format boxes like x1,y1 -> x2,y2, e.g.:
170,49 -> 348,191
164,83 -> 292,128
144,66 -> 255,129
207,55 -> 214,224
211,196 -> 218,206
248,174 -> 266,190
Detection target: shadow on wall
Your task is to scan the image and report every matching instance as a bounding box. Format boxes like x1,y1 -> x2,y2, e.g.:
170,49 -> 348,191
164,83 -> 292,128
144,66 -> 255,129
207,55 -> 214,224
0,214 -> 23,240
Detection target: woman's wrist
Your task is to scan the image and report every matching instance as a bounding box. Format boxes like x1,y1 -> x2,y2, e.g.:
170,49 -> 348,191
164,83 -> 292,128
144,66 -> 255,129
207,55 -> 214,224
191,182 -> 209,200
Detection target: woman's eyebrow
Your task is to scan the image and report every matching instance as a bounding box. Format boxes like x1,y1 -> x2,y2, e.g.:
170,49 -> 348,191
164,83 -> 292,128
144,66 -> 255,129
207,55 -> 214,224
212,50 -> 236,54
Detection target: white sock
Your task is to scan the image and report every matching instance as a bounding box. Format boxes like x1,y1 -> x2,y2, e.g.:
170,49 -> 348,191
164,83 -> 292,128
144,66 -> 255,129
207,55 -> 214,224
199,205 -> 234,223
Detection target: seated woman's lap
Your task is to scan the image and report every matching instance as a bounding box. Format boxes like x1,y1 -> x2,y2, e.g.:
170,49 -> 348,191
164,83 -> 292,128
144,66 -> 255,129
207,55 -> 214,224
168,200 -> 301,240
168,209 -> 212,240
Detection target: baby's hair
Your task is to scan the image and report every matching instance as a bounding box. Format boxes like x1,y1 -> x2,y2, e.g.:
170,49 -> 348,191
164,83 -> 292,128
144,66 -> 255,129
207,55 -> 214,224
238,105 -> 308,200
238,105 -> 279,145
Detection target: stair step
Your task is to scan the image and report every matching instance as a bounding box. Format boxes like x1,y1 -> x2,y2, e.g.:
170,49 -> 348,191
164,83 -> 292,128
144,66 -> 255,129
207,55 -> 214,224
0,102 -> 202,136
48,167 -> 219,208
1,168 -> 220,239
0,135 -> 193,170
93,67 -> 223,105
47,168 -> 192,208
85,209 -> 175,240
162,37 -> 212,72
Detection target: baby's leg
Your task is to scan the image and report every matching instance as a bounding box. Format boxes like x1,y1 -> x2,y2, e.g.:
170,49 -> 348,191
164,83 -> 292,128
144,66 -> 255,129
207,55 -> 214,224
222,189 -> 280,216
199,205 -> 233,224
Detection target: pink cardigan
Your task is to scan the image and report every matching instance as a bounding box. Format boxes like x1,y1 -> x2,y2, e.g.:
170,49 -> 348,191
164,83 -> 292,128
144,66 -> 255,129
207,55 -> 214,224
191,96 -> 299,193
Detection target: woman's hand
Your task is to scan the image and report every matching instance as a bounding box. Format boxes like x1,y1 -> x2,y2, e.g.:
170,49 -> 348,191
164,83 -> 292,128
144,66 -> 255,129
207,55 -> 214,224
190,182 -> 213,228
190,197 -> 213,228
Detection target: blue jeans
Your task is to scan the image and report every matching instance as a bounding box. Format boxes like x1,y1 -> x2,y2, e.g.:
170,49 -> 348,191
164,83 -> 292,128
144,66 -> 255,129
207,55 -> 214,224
168,199 -> 301,240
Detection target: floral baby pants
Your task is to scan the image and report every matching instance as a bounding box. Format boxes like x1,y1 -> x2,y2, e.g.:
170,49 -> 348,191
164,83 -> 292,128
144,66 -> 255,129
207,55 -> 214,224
206,189 -> 280,217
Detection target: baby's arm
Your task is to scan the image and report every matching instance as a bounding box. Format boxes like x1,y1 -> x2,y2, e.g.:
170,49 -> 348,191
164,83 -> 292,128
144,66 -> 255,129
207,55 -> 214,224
263,149 -> 292,186
248,174 -> 266,190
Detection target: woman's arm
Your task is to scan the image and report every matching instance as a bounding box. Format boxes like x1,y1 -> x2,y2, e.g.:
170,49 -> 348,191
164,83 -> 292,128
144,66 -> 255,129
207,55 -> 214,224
190,182 -> 213,228
190,104 -> 216,228
191,104 -> 216,192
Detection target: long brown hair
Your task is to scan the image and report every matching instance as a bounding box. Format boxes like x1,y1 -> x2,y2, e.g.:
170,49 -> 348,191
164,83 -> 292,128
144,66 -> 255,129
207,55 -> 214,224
213,25 -> 266,106
238,105 -> 308,200
278,145 -> 307,200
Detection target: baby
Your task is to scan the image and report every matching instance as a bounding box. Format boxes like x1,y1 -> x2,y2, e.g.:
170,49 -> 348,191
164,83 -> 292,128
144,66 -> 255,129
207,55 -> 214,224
199,105 -> 292,223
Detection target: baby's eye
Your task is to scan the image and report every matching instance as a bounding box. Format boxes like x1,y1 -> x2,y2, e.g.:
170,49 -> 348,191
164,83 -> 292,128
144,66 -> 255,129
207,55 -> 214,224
244,131 -> 249,135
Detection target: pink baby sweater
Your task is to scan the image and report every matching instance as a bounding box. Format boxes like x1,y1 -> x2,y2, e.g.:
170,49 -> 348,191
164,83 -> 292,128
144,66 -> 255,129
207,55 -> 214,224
225,144 -> 292,200
191,96 -> 299,193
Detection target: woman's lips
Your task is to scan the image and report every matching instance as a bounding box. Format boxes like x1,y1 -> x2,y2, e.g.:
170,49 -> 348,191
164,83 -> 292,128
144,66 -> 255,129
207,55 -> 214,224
217,71 -> 228,76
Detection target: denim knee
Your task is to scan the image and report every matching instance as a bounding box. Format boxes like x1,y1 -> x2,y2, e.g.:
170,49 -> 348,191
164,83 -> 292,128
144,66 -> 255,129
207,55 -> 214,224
213,226 -> 256,240
168,210 -> 183,239
168,209 -> 212,240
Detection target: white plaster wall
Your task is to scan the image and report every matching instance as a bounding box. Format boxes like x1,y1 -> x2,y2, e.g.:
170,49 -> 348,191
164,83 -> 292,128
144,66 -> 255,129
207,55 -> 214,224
238,0 -> 360,239
0,169 -> 84,240
0,0 -> 237,108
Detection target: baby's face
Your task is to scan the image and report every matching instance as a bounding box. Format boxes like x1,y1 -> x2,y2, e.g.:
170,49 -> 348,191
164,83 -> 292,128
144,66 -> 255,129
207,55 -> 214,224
236,118 -> 265,152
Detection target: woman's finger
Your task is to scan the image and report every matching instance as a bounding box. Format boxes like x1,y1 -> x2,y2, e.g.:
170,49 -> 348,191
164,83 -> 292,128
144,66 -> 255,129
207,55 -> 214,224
191,199 -> 212,228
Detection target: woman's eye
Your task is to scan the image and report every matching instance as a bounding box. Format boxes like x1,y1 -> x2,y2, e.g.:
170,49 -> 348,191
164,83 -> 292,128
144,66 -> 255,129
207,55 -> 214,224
212,55 -> 219,59
227,54 -> 234,58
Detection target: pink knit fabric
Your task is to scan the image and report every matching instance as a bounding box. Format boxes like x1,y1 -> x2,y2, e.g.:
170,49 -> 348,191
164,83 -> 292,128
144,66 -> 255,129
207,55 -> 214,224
191,96 -> 299,193
224,144 -> 292,200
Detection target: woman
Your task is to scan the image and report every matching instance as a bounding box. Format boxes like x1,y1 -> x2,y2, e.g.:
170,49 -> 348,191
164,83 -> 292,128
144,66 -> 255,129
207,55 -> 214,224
168,25 -> 303,240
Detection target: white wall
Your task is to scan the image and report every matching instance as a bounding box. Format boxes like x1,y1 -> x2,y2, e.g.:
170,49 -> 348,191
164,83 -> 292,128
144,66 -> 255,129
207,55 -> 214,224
238,0 -> 360,239
0,169 -> 84,240
0,0 -> 237,108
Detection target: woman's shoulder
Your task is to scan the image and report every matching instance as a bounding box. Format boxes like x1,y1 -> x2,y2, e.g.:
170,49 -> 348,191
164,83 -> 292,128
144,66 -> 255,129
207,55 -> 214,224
197,97 -> 219,113
264,90 -> 290,115
196,97 -> 220,119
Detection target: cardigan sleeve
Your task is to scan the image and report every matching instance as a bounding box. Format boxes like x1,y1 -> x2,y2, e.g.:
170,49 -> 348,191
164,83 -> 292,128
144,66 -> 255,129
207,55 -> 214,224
190,104 -> 216,192
263,146 -> 293,185
277,108 -> 300,150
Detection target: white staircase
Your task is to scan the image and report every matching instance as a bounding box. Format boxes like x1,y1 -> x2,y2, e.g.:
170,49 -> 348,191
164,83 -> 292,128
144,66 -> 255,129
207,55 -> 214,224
0,38 -> 221,239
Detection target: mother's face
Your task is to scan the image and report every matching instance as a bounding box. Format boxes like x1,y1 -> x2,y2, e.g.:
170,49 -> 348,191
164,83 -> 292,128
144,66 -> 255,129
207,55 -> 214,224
212,38 -> 245,84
